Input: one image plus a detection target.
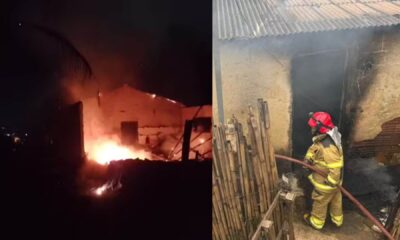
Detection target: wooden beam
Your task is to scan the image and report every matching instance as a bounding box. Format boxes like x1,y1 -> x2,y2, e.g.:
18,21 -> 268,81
251,190 -> 282,240
181,120 -> 192,162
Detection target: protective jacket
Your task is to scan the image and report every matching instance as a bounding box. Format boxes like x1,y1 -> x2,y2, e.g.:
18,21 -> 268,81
305,131 -> 344,229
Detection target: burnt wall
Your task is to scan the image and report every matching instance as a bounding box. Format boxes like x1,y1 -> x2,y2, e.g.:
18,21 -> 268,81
350,117 -> 400,165
82,84 -> 184,143
346,28 -> 400,165
214,29 -> 400,160
214,31 -> 373,155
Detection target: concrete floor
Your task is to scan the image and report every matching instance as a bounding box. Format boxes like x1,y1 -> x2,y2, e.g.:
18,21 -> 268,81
293,210 -> 382,240
292,196 -> 383,240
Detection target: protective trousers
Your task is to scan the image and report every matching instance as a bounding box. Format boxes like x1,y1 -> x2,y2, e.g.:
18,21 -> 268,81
310,188 -> 343,229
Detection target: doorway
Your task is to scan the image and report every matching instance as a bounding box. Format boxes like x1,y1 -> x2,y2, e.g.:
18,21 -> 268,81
291,50 -> 346,159
121,121 -> 139,146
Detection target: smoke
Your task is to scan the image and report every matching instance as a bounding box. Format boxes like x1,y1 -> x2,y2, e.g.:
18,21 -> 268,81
347,158 -> 398,203
16,0 -> 210,104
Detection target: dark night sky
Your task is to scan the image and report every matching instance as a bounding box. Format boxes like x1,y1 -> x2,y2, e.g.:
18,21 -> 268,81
0,0 -> 211,129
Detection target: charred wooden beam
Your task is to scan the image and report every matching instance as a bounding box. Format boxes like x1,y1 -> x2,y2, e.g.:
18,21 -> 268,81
182,120 -> 193,162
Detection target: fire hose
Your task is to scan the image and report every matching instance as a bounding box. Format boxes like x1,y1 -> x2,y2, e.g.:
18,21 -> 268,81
275,154 -> 395,240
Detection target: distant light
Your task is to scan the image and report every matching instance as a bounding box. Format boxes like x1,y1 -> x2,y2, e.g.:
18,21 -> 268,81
199,138 -> 205,144
13,137 -> 21,144
6,133 -> 10,137
18,22 -> 22,27
25,133 -> 28,136
151,94 -> 156,99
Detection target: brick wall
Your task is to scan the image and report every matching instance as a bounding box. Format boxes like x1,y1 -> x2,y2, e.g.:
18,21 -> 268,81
350,117 -> 400,165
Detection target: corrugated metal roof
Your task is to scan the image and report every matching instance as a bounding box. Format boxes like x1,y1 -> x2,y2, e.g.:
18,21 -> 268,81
216,0 -> 400,40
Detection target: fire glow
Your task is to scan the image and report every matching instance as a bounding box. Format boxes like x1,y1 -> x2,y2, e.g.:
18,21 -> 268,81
85,137 -> 150,165
92,179 -> 122,196
94,182 -> 110,196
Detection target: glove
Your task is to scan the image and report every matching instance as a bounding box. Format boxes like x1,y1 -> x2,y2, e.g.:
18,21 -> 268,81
324,179 -> 336,188
303,158 -> 313,168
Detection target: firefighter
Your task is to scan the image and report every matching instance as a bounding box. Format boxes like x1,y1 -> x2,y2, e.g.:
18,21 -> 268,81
303,112 -> 344,230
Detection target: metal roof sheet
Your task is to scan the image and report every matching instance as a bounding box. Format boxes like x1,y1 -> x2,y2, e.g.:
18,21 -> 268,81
216,0 -> 400,40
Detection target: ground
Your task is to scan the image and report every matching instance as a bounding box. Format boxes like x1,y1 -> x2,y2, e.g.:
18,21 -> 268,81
3,147 -> 212,240
293,197 -> 382,240
294,211 -> 381,240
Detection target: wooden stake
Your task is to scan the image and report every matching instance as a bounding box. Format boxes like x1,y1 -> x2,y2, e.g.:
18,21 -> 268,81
213,128 -> 236,236
212,99 -> 284,240
247,107 -> 268,212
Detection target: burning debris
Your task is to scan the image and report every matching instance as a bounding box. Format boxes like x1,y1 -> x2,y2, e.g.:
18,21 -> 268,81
84,159 -> 124,197
92,178 -> 122,196
63,85 -> 212,200
85,136 -> 151,165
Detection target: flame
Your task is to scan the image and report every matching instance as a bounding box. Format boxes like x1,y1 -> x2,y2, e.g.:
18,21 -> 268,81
94,183 -> 109,196
90,140 -> 137,165
81,93 -> 153,165
92,179 -> 122,197
85,137 -> 151,165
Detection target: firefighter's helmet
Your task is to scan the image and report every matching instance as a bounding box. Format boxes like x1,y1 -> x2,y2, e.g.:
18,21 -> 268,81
308,112 -> 334,134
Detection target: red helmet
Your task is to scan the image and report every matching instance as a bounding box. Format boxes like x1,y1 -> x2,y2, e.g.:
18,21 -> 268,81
308,112 -> 334,134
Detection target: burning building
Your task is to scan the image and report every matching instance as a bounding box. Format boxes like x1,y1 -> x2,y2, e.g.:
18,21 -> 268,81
81,84 -> 212,164
47,83 -> 212,198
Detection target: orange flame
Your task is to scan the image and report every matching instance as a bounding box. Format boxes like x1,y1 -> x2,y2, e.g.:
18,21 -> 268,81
85,137 -> 150,165
94,183 -> 109,196
92,179 -> 122,196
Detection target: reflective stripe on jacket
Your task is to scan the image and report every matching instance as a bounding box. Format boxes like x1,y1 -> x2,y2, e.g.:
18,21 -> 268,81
305,134 -> 344,193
